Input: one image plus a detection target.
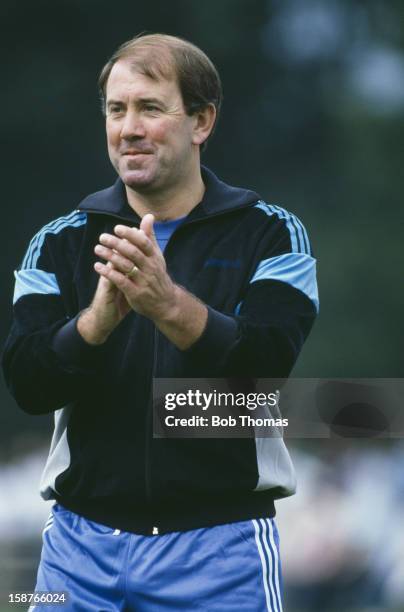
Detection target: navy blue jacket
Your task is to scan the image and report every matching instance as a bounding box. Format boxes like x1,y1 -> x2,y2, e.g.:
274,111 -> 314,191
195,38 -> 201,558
2,167 -> 318,534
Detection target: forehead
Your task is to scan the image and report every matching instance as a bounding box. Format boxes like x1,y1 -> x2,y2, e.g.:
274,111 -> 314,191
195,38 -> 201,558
106,59 -> 181,102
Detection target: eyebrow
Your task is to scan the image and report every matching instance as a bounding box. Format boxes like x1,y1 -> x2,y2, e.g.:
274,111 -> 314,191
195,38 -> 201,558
106,97 -> 166,108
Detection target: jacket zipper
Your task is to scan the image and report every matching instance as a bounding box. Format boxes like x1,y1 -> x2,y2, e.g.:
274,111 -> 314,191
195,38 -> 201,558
142,240 -> 180,537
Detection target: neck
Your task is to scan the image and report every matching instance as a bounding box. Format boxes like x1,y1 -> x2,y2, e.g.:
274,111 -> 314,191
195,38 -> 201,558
125,164 -> 205,221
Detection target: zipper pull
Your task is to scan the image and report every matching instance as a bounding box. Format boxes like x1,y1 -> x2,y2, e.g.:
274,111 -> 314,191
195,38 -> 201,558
152,526 -> 159,535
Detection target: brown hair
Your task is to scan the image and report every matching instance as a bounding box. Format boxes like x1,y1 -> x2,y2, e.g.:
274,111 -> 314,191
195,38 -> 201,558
98,33 -> 223,150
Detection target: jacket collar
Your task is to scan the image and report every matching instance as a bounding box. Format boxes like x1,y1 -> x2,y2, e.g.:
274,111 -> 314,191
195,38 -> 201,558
78,166 -> 261,223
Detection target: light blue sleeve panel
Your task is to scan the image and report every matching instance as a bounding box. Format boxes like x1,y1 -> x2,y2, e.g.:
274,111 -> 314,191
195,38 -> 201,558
13,269 -> 60,304
21,211 -> 87,270
250,252 -> 319,312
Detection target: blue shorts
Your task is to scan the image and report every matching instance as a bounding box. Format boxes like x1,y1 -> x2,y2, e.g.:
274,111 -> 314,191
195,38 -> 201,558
30,503 -> 283,611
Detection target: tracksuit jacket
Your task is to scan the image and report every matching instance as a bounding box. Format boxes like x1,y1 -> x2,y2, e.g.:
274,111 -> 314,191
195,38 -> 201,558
2,166 -> 319,535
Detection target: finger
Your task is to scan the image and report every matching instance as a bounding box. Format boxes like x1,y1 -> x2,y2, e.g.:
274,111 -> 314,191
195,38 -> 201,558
94,244 -> 144,276
98,235 -> 148,266
113,226 -> 154,255
94,261 -> 138,292
94,260 -> 115,291
140,214 -> 158,246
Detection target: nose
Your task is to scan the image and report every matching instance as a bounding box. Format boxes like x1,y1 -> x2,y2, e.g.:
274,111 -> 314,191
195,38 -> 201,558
120,109 -> 146,139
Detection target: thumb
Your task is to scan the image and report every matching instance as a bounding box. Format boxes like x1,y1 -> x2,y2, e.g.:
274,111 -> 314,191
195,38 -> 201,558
140,213 -> 157,245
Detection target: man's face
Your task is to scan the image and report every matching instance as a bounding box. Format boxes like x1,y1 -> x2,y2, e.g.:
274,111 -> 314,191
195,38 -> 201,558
105,59 -> 198,194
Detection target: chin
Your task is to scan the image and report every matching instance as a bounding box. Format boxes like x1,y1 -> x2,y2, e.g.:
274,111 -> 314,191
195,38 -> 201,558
121,170 -> 156,191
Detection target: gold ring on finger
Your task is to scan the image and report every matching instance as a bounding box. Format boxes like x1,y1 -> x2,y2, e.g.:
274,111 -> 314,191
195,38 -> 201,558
125,264 -> 139,278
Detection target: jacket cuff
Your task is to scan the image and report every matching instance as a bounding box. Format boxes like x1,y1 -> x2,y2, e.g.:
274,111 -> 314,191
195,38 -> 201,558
185,306 -> 239,364
51,314 -> 104,368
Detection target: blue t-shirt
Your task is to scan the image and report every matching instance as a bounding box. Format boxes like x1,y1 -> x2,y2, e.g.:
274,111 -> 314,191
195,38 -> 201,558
154,217 -> 186,253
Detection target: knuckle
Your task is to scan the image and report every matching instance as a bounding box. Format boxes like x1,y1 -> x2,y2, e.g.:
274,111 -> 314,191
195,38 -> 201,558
131,246 -> 140,260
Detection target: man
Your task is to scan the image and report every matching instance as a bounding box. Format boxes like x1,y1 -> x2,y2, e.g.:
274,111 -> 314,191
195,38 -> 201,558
2,34 -> 318,611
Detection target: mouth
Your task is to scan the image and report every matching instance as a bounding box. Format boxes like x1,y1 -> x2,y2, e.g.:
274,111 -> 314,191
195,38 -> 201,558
122,150 -> 153,156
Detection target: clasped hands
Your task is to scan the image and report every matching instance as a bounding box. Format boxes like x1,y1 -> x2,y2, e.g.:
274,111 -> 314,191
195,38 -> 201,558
94,213 -> 178,322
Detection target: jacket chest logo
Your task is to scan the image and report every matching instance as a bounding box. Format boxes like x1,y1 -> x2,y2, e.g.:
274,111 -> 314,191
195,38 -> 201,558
203,258 -> 241,269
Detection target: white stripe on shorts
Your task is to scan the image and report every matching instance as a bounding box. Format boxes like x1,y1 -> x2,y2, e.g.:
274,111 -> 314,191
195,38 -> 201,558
266,519 -> 283,612
252,519 -> 282,612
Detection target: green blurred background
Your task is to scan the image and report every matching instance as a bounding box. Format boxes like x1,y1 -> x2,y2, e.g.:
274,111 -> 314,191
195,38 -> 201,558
1,0 -> 403,610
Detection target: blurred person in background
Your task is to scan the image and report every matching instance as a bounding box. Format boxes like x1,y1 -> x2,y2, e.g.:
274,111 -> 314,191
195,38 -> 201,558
279,444 -> 393,610
2,33 -> 318,611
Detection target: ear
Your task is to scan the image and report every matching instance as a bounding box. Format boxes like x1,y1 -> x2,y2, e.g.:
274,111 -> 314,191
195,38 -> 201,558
191,103 -> 217,147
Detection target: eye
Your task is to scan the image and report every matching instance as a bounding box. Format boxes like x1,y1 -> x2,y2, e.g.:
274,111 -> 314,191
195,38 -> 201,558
107,105 -> 124,116
144,104 -> 161,113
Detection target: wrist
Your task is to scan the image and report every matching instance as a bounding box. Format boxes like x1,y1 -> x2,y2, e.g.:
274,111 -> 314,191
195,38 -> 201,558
155,284 -> 183,325
77,308 -> 111,345
153,285 -> 208,350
